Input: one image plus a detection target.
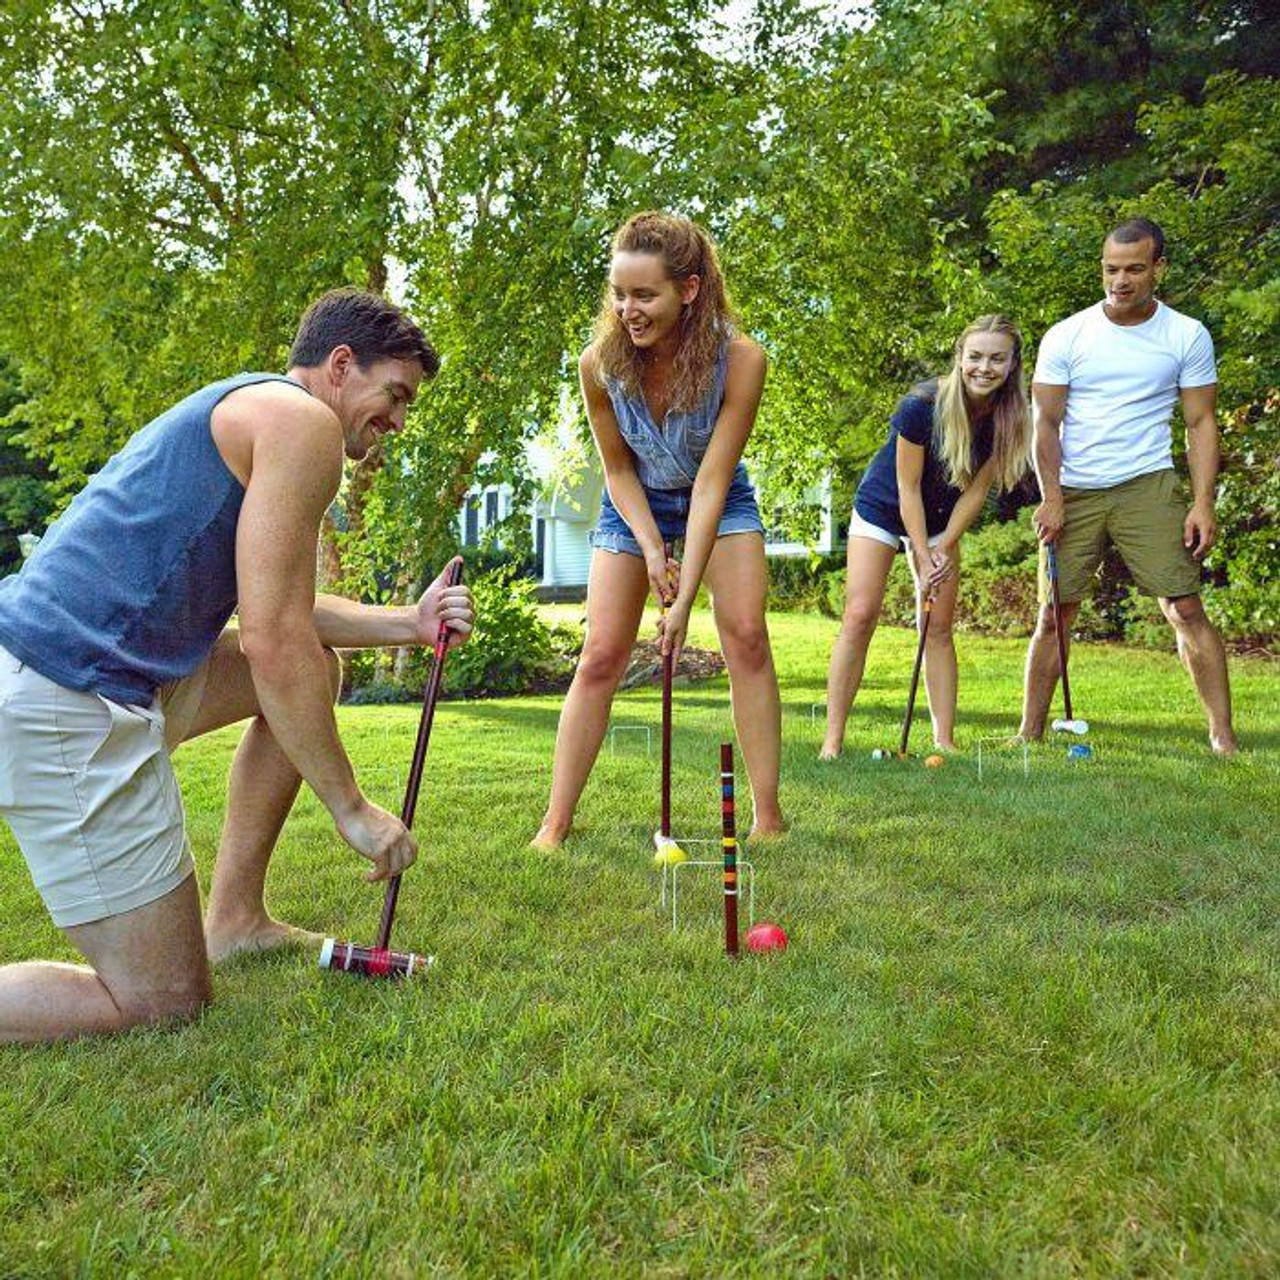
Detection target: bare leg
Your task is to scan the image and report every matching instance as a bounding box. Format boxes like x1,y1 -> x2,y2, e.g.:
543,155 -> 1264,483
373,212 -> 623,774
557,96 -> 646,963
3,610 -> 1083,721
172,632 -> 338,962
533,550 -> 649,848
907,543 -> 961,750
1159,594 -> 1238,754
0,876 -> 209,1044
705,533 -> 786,838
1019,600 -> 1080,740
820,537 -> 897,758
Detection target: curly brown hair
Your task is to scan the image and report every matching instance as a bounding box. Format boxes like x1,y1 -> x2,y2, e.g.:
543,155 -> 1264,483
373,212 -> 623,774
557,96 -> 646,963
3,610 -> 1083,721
589,211 -> 736,415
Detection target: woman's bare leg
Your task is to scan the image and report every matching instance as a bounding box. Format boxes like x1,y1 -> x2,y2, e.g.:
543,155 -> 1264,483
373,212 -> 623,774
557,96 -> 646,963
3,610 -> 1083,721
705,533 -> 786,838
906,542 -> 961,750
533,550 -> 650,848
820,537 -> 898,758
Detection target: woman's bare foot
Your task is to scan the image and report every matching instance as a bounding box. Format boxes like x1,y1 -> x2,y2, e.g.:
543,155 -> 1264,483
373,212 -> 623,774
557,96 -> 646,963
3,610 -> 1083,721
748,816 -> 789,841
818,741 -> 843,761
530,818 -> 571,850
1210,733 -> 1239,757
933,740 -> 958,753
205,914 -> 323,965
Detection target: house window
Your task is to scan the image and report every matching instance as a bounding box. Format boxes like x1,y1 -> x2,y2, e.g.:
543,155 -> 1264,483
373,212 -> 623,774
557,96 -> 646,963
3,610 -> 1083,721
485,490 -> 499,528
464,496 -> 479,546
534,517 -> 546,577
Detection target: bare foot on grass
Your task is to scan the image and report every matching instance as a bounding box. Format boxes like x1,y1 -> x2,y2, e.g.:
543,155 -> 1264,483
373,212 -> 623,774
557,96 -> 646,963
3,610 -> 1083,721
205,915 -> 323,965
530,819 -> 570,851
1210,733 -> 1239,757
818,742 -> 842,761
748,817 -> 790,842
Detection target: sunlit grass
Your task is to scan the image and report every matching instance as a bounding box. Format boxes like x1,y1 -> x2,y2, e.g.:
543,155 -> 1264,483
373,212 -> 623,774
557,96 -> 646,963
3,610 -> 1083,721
2,611 -> 1277,1275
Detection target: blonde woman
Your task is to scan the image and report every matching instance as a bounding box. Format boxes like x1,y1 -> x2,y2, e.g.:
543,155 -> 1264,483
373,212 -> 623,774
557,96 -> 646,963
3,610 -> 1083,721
821,315 -> 1031,758
533,211 -> 785,847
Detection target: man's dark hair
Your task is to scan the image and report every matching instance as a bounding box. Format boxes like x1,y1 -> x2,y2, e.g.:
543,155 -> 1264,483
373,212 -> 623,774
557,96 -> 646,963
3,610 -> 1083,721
289,287 -> 440,378
1106,217 -> 1166,262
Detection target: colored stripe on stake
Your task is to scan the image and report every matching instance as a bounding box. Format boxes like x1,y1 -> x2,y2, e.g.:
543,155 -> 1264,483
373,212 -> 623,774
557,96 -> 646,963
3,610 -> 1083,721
721,741 -> 739,958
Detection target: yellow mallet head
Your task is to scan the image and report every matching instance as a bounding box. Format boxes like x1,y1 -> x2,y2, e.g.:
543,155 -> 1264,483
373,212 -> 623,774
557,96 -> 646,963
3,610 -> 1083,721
652,834 -> 688,867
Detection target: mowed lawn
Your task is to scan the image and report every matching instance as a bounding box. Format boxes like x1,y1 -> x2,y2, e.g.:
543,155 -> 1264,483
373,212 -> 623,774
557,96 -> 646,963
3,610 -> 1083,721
1,610 -> 1278,1276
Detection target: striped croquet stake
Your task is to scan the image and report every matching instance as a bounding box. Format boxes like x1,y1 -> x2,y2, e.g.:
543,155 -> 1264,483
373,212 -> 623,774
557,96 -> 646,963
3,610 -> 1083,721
660,542 -> 674,845
721,741 -> 739,958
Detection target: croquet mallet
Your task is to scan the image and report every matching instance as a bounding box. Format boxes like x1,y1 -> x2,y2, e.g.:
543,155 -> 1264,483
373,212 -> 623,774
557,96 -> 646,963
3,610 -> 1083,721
319,559 -> 464,979
896,587 -> 935,758
653,541 -> 686,866
1046,541 -> 1089,736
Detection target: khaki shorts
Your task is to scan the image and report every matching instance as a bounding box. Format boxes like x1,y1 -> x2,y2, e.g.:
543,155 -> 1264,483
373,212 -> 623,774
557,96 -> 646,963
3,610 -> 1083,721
1039,469 -> 1203,605
0,647 -> 210,927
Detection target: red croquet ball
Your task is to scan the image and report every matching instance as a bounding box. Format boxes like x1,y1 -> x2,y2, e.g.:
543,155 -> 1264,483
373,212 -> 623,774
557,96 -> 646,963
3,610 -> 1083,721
745,921 -> 789,954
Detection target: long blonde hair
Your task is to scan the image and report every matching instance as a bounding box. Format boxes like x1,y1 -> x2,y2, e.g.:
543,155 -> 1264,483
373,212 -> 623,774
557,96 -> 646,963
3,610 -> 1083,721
590,211 -> 736,414
930,314 -> 1030,494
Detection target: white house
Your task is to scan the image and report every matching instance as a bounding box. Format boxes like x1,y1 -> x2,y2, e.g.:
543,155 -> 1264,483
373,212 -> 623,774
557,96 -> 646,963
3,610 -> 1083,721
458,455 -> 837,595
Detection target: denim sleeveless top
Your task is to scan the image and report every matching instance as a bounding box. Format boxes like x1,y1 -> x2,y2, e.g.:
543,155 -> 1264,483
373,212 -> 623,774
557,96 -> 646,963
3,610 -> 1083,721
0,372 -> 300,705
604,342 -> 733,491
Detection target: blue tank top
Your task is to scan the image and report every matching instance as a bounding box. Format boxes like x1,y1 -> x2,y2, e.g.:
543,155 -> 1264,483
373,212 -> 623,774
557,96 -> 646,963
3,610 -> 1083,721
604,342 -> 738,491
0,372 -> 302,705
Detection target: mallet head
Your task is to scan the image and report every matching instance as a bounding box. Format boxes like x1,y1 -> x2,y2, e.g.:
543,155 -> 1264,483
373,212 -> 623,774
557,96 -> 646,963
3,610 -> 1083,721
1051,718 -> 1090,736
319,937 -> 433,980
653,833 -> 688,867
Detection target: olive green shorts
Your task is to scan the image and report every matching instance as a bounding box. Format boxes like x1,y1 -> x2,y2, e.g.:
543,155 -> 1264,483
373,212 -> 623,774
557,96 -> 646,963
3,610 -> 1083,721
1039,468 -> 1202,605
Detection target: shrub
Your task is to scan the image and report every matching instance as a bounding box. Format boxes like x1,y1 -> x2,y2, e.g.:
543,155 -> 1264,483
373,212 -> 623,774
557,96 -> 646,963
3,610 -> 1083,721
767,552 -> 845,615
430,565 -> 557,697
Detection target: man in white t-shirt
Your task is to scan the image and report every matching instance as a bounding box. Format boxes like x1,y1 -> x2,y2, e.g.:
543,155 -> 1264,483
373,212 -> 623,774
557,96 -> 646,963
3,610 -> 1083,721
1018,217 -> 1238,754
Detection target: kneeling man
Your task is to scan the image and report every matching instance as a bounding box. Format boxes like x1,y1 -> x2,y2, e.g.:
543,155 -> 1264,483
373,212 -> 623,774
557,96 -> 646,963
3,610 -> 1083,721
0,288 -> 474,1042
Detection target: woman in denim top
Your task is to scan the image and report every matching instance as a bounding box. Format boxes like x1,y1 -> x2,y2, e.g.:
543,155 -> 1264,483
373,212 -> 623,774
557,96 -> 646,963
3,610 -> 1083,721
533,212 -> 785,848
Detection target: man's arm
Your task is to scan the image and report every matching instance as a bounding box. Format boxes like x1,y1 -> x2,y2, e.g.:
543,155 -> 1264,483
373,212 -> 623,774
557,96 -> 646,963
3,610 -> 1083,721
313,561 -> 474,650
235,400 -> 414,881
1180,382 -> 1220,558
1030,382 -> 1069,543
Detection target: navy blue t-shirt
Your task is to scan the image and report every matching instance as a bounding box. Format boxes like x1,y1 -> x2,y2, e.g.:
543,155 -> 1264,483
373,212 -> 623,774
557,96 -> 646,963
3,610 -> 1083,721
853,391 -> 993,540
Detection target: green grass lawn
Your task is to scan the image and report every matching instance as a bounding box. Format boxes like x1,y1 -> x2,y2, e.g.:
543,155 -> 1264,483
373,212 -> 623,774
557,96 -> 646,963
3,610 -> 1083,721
2,611 -> 1278,1276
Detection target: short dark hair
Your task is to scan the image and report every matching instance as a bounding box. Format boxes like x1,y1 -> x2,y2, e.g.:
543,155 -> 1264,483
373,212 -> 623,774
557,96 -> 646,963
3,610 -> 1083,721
288,287 -> 440,378
1106,217 -> 1166,261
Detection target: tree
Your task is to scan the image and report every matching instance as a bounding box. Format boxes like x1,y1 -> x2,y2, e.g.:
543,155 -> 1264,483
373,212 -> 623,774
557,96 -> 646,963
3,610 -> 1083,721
0,353 -> 51,576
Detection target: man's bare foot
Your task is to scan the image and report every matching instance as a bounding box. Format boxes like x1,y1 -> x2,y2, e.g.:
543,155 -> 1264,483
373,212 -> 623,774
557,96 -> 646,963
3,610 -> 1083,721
1210,733 -> 1239,757
205,914 -> 323,965
530,819 -> 570,851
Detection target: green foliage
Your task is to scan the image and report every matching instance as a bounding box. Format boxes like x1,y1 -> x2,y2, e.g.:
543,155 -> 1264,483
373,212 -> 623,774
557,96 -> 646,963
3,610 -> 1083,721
0,1 -> 1273,637
434,565 -> 558,698
0,352 -> 50,575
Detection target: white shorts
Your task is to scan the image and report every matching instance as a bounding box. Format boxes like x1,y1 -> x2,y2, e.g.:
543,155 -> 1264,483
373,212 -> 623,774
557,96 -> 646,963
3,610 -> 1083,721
848,508 -> 945,551
0,646 -> 208,927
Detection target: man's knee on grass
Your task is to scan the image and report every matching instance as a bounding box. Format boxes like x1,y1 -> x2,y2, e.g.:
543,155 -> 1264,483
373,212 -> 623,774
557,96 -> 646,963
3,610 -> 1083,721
112,973 -> 212,1031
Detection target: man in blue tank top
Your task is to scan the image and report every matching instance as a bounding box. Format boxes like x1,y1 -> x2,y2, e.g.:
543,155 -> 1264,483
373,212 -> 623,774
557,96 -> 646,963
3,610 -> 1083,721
0,288 -> 474,1042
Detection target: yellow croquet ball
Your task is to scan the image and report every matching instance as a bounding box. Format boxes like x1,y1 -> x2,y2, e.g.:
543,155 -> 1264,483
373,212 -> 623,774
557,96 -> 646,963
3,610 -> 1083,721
653,844 -> 688,867
924,753 -> 946,768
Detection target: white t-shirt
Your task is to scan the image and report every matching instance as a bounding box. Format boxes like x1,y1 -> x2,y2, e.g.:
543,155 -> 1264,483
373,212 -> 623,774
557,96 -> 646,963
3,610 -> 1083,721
1033,300 -> 1217,489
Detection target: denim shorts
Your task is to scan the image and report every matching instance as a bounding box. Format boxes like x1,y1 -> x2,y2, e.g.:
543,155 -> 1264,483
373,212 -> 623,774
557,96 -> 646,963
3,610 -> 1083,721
590,466 -> 765,557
